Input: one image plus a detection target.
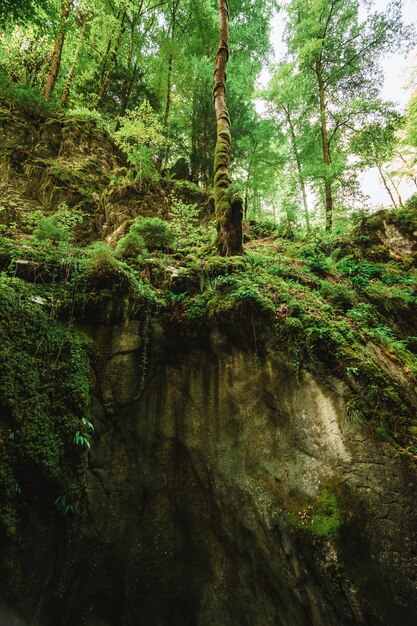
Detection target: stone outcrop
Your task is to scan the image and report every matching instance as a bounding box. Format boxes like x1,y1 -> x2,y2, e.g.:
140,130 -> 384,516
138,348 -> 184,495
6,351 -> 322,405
4,322 -> 417,626
0,110 -> 212,244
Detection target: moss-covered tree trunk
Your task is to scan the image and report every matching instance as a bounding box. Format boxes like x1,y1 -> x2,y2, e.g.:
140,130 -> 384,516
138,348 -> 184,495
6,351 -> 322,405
213,0 -> 243,256
43,0 -> 71,100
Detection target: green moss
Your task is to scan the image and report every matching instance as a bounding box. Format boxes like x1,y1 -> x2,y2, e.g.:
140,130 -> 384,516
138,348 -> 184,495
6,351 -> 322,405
320,281 -> 355,311
395,199 -> 417,232
203,255 -> 247,276
284,316 -> 303,333
289,488 -> 341,536
0,274 -> 94,538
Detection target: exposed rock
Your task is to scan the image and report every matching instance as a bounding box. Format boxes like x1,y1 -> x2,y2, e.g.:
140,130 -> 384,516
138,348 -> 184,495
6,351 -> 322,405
355,204 -> 417,263
4,323 -> 417,626
0,110 -> 212,245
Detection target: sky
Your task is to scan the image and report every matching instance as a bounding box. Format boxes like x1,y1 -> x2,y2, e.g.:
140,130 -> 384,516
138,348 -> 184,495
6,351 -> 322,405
259,0 -> 417,208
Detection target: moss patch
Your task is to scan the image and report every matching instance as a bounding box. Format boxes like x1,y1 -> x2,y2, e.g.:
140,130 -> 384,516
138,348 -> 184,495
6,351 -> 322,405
0,274 -> 94,539
289,488 -> 342,537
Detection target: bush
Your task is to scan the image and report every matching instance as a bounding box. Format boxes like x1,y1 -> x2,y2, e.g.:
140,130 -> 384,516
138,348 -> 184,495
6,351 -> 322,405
170,198 -> 199,237
116,231 -> 147,260
244,218 -> 279,240
31,205 -> 85,245
83,242 -> 119,275
66,107 -> 108,130
0,70 -> 57,117
32,217 -> 71,245
130,217 -> 174,251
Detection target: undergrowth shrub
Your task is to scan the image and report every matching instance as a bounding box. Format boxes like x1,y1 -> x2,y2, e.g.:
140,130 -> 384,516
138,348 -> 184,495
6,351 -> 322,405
82,243 -> 119,275
115,231 -> 147,260
130,217 -> 174,251
0,70 -> 58,117
31,204 -> 85,245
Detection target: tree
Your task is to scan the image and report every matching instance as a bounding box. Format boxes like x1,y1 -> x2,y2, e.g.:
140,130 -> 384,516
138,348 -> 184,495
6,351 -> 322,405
43,0 -> 72,100
286,0 -> 413,230
213,0 -> 243,255
266,62 -> 314,231
0,0 -> 51,25
406,90 -> 417,149
351,115 -> 404,208
61,10 -> 89,108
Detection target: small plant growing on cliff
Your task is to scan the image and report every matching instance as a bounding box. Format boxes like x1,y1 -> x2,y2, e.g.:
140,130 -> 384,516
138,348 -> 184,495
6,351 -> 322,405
130,217 -> 174,251
170,198 -> 199,237
32,216 -> 71,245
73,417 -> 94,451
114,100 -> 168,185
83,242 -> 119,274
116,230 -> 147,260
294,489 -> 341,536
31,204 -> 85,245
55,495 -> 75,516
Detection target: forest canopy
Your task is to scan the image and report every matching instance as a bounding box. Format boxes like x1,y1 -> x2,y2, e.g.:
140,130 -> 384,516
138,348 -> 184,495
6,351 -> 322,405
0,0 -> 416,240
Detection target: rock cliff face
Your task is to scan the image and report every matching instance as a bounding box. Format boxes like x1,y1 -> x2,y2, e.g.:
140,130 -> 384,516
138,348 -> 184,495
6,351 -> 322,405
4,321 -> 417,626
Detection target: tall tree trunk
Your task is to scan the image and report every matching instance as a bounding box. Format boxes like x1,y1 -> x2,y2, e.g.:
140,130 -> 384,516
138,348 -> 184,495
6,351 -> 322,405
164,0 -> 181,126
43,0 -> 71,100
164,54 -> 174,126
117,65 -> 137,122
243,142 -> 257,219
377,164 -> 398,209
61,15 -> 87,108
316,61 -> 333,231
244,170 -> 251,219
397,151 -> 417,189
117,9 -> 140,123
190,90 -> 199,183
213,0 -> 242,256
385,170 -> 404,207
285,107 -> 311,232
96,6 -> 124,89
96,9 -> 127,106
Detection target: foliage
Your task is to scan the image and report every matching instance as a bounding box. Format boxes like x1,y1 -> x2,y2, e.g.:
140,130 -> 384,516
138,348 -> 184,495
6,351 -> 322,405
115,231 -> 147,260
82,242 -> 121,275
66,106 -> 108,130
291,488 -> 341,536
0,70 -> 57,116
130,217 -> 174,251
32,203 -> 85,244
114,101 -> 167,182
170,197 -> 199,237
406,92 -> 417,148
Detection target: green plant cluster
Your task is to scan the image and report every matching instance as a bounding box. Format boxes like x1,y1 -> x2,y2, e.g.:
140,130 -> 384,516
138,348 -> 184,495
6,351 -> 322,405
0,68 -> 58,118
289,488 -> 341,537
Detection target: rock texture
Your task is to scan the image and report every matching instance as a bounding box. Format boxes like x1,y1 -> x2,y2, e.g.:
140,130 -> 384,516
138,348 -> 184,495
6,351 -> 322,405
5,322 -> 417,626
0,110 -> 212,244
